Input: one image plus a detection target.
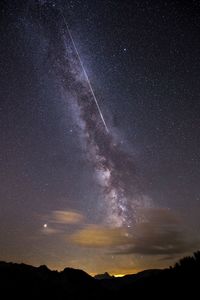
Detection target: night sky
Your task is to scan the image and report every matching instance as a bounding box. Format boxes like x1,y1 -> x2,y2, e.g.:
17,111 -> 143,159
0,0 -> 200,275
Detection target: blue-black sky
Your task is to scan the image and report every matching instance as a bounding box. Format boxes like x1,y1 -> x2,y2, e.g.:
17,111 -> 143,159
0,0 -> 200,275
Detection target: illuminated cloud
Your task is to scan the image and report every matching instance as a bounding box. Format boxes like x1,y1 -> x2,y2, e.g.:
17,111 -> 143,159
116,208 -> 200,256
41,226 -> 61,235
71,225 -> 130,247
70,208 -> 200,257
51,210 -> 85,224
40,210 -> 85,235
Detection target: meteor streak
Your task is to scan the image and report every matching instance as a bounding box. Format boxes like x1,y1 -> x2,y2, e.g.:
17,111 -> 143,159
61,12 -> 109,133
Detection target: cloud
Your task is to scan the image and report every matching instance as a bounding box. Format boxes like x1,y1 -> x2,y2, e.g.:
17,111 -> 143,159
71,225 -> 130,247
51,210 -> 85,225
41,226 -> 61,235
70,208 -> 200,257
40,210 -> 85,235
116,208 -> 200,256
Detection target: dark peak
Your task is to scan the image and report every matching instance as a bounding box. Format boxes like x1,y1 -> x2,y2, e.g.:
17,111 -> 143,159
123,269 -> 162,280
94,272 -> 113,280
38,265 -> 50,272
60,267 -> 94,283
0,261 -> 36,272
62,267 -> 91,276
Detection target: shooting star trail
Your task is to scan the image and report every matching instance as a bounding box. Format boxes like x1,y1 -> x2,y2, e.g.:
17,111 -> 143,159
61,12 -> 109,133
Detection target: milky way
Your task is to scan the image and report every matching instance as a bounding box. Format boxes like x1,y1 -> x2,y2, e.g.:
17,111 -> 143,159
31,3 -> 151,228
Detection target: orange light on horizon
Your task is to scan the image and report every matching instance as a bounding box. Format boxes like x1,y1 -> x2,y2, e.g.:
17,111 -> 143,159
113,274 -> 125,277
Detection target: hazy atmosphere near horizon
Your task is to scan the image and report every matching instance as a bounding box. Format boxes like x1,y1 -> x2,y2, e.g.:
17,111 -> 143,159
0,0 -> 200,276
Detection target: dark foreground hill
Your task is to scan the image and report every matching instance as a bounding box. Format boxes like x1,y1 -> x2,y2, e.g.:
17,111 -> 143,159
0,251 -> 200,299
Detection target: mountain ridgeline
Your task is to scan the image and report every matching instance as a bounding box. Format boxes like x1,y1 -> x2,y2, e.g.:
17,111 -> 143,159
0,251 -> 200,298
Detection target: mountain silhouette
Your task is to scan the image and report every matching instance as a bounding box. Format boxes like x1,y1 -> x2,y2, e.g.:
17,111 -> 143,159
94,272 -> 114,280
0,251 -> 200,299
